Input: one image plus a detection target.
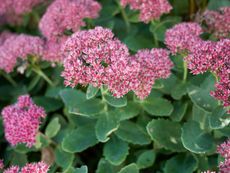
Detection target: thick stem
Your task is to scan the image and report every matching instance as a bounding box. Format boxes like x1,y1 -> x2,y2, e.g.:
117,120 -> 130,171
183,61 -> 188,83
32,66 -> 55,87
100,86 -> 108,112
189,0 -> 197,20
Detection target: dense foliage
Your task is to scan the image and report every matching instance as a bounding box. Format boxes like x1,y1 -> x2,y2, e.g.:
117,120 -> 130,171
0,0 -> 229,173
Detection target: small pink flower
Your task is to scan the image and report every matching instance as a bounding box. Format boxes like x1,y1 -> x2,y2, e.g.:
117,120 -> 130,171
217,140 -> 230,173
121,0 -> 172,23
132,48 -> 173,99
1,95 -> 46,147
39,0 -> 101,40
3,166 -> 19,173
165,22 -> 203,54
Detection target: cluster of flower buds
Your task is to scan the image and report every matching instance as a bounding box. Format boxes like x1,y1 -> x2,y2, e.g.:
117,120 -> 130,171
1,95 -> 46,147
62,27 -> 173,99
165,22 -> 229,113
203,7 -> 230,39
0,32 -> 44,73
0,0 -> 44,25
120,0 -> 172,23
3,162 -> 49,173
39,0 -> 101,62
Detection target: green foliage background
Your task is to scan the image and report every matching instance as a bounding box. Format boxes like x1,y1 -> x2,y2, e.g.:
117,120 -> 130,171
0,0 -> 229,172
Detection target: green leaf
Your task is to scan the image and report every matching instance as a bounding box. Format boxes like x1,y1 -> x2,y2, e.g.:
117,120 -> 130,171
74,166 -> 88,173
171,82 -> 187,100
192,105 -> 211,130
103,135 -> 129,165
208,0 -> 230,10
181,121 -> 215,154
118,163 -> 139,173
33,96 -> 63,112
104,94 -> 127,108
209,106 -> 230,129
142,97 -> 173,116
60,88 -> 105,117
62,123 -> 98,153
124,36 -> 154,52
96,159 -> 118,173
114,102 -> 140,121
136,150 -> 156,169
86,85 -> 99,100
95,112 -> 120,142
45,117 -> 61,138
115,121 -> 151,145
55,146 -> 74,169
147,119 -> 185,152
170,101 -> 188,122
164,154 -> 198,173
188,75 -> 218,112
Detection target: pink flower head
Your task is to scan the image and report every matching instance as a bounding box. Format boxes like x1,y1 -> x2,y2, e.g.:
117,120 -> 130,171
121,0 -> 172,23
0,159 -> 3,169
3,162 -> 49,173
217,140 -> 230,173
203,7 -> 230,38
186,40 -> 217,74
21,162 -> 49,173
201,171 -> 216,173
39,0 -> 101,40
42,37 -> 68,62
132,48 -> 173,99
165,22 -> 203,54
3,166 -> 19,173
62,26 -> 136,97
0,0 -> 45,25
217,140 -> 230,159
0,33 -> 44,73
1,95 -> 46,147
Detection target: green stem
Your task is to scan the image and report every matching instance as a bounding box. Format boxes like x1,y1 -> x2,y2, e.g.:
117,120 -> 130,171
189,0 -> 197,19
116,0 -> 130,32
100,86 -> 108,112
183,61 -> 188,83
0,71 -> 17,87
32,66 -> 55,87
212,72 -> 221,106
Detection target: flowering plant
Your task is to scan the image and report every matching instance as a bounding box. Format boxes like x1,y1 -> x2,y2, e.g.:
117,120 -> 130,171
0,0 -> 229,172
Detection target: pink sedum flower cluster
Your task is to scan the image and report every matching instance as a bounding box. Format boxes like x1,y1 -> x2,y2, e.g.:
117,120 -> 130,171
121,0 -> 172,23
62,27 -> 173,99
1,95 -> 46,147
3,162 -> 49,173
165,22 -> 203,54
186,39 -> 230,112
203,7 -> 230,38
0,32 -> 44,73
132,49 -> 173,99
39,0 -> 101,40
217,140 -> 230,173
0,0 -> 44,25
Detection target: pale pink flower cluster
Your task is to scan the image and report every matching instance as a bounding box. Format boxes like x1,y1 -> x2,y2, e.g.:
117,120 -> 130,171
0,159 -> 3,169
39,0 -> 101,62
0,32 -> 44,73
217,139 -> 230,173
3,162 -> 49,173
203,7 -> 230,38
165,22 -> 203,54
62,27 -> 173,98
39,0 -> 101,40
0,0 -> 44,25
186,39 -> 230,112
1,95 -> 46,147
121,0 -> 172,23
132,49 -> 173,99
